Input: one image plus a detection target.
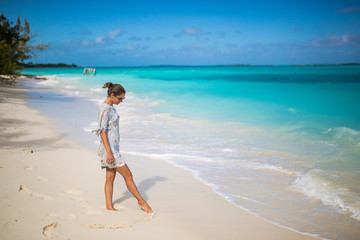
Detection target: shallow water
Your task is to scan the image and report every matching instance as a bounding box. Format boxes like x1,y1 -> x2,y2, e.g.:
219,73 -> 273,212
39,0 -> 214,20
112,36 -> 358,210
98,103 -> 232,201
22,65 -> 360,239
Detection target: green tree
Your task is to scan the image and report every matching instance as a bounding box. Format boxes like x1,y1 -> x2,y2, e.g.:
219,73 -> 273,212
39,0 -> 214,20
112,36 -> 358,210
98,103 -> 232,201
0,13 -> 48,79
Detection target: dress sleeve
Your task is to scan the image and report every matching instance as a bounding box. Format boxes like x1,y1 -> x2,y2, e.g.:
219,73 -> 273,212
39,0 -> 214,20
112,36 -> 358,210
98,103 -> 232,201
93,107 -> 111,136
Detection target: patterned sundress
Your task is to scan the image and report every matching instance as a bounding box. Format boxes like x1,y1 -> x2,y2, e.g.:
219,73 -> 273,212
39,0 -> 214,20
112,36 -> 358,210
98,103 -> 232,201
93,103 -> 126,169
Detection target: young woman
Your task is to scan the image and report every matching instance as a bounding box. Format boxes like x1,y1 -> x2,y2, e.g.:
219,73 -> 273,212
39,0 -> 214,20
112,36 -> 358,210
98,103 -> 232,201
94,82 -> 152,213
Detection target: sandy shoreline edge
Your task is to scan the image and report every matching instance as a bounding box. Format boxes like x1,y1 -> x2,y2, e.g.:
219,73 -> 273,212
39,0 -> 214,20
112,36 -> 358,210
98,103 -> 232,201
0,78 -> 321,240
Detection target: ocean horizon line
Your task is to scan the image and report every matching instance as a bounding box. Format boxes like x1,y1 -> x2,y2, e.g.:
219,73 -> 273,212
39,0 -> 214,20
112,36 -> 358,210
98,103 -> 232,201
23,62 -> 360,69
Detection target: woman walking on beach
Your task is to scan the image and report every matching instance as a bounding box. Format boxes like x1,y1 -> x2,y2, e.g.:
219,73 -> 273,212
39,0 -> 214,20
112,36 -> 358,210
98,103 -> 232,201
94,82 -> 152,213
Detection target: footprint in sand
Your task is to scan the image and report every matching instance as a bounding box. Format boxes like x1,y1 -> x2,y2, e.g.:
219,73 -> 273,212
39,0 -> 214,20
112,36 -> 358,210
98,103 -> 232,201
23,148 -> 34,153
63,189 -> 82,195
23,148 -> 34,154
63,190 -> 84,201
24,165 -> 33,170
19,185 -> 52,200
42,222 -> 59,239
83,212 -> 156,229
80,204 -> 93,209
35,176 -> 48,182
47,212 -> 76,220
22,148 -> 38,160
71,196 -> 85,201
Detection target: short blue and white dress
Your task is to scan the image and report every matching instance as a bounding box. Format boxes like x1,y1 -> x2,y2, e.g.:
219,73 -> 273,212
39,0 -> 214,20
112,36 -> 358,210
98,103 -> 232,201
93,103 -> 126,169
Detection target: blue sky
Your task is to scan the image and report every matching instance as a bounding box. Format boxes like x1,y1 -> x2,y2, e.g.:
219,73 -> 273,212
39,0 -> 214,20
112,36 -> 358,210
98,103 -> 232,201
2,0 -> 360,66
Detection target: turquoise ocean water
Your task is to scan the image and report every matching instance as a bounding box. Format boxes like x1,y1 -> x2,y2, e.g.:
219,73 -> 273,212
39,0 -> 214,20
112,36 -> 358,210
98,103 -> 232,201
22,65 -> 360,239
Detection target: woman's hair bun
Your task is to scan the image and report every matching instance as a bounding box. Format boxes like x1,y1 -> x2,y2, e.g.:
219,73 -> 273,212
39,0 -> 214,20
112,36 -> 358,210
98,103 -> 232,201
102,82 -> 113,89
103,82 -> 126,97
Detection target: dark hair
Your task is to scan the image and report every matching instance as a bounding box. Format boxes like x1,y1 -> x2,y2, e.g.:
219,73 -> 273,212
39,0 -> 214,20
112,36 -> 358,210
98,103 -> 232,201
102,82 -> 126,97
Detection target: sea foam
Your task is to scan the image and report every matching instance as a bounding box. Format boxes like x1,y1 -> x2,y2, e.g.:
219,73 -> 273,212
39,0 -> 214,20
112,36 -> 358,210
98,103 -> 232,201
291,169 -> 360,220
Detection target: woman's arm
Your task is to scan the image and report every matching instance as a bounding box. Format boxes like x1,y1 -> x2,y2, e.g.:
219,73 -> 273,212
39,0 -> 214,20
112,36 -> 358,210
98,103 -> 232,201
99,111 -> 114,164
100,131 -> 114,164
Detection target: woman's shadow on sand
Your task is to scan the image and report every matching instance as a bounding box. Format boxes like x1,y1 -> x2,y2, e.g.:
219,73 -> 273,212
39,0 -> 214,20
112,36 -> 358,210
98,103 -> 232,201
113,176 -> 166,204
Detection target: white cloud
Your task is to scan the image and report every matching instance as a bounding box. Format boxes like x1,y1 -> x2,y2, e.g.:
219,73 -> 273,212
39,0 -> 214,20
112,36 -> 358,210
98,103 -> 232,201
108,29 -> 123,39
307,34 -> 360,48
174,27 -> 207,38
95,36 -> 105,44
93,28 -> 123,45
184,27 -> 203,35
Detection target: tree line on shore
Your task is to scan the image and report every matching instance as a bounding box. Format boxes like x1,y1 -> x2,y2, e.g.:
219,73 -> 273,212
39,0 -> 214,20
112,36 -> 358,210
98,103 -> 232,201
21,62 -> 80,68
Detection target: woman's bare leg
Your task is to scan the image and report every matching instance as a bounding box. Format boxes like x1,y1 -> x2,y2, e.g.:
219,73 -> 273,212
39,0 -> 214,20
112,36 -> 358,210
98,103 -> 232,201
105,168 -> 117,210
116,165 -> 152,213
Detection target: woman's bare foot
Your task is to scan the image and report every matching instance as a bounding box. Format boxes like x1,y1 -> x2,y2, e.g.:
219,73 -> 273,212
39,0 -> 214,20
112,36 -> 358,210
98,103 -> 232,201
106,206 -> 118,211
138,201 -> 152,213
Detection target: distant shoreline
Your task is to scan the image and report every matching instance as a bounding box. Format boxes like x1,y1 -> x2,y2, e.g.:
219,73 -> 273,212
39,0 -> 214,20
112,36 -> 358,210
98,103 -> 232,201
21,62 -> 81,68
148,63 -> 360,67
230,63 -> 360,66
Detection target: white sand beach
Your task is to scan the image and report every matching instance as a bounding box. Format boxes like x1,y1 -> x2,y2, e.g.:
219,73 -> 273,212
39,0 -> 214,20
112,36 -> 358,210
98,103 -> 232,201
0,79 -> 321,240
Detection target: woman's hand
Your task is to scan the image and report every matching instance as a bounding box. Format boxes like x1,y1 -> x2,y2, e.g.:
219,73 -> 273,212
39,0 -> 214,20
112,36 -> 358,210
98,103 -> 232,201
106,151 -> 114,164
